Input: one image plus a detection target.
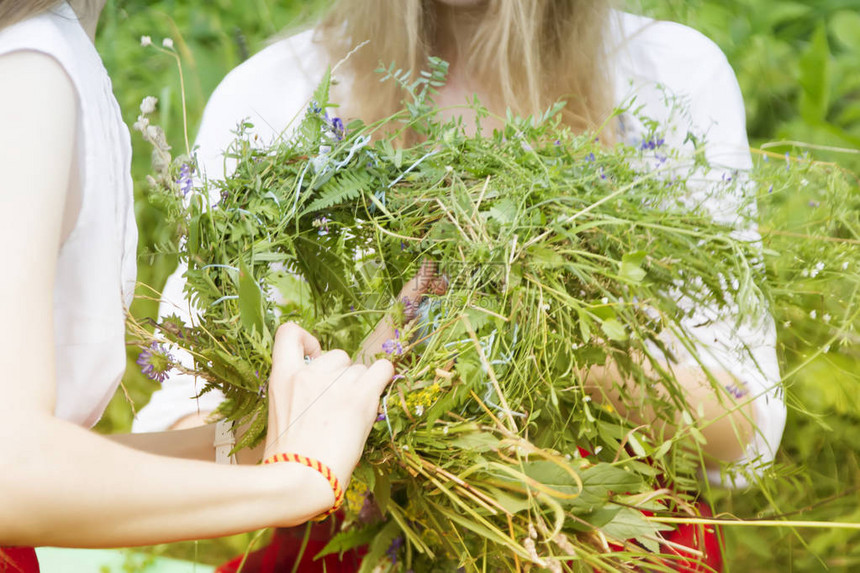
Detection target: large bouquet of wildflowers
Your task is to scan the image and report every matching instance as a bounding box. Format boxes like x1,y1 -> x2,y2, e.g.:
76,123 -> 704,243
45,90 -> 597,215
131,61 -> 859,572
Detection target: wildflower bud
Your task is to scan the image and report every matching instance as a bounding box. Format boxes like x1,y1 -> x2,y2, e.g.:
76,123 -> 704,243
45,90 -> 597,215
132,116 -> 149,134
140,96 -> 158,115
162,38 -> 174,49
140,35 -> 152,47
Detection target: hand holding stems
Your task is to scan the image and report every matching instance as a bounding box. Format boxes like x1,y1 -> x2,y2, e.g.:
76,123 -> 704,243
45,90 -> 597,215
263,323 -> 394,519
356,260 -> 448,365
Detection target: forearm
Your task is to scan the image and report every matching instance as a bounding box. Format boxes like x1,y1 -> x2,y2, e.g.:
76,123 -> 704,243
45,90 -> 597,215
108,422 -> 264,465
356,313 -> 398,366
0,413 -> 329,547
581,358 -> 755,464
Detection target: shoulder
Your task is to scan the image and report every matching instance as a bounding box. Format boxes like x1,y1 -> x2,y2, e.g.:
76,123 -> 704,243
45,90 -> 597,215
0,50 -> 77,120
203,29 -> 326,122
612,11 -> 733,90
195,29 -> 329,179
611,12 -> 750,169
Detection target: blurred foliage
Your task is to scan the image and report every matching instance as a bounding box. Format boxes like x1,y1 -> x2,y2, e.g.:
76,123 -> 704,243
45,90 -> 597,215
95,0 -> 859,570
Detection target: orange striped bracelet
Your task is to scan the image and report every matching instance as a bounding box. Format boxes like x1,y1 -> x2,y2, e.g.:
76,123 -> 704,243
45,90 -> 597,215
263,453 -> 344,520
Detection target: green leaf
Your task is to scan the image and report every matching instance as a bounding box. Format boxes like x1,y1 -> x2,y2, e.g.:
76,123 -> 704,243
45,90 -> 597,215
572,463 -> 644,513
373,469 -> 391,515
238,257 -> 264,334
830,11 -> 860,53
316,522 -> 384,559
357,520 -> 401,573
600,507 -> 671,543
448,431 -> 501,452
600,318 -> 628,341
488,198 -> 517,224
799,24 -> 831,123
620,252 -> 647,284
528,245 -> 565,268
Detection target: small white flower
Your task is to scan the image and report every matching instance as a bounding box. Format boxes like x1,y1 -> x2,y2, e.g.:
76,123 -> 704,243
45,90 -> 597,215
445,165 -> 453,172
139,96 -> 158,115
783,321 -> 791,328
810,310 -> 817,319
802,269 -> 810,278
162,38 -> 174,49
823,313 -> 832,323
842,262 -> 849,271
140,35 -> 152,47
823,344 -> 831,353
600,297 -> 609,304
541,303 -> 550,311
810,268 -> 820,278
132,116 -> 149,133
414,405 -> 425,416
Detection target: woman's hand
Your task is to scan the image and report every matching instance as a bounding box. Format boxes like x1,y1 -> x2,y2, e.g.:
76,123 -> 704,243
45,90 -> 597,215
356,260 -> 448,364
264,323 -> 394,497
398,259 -> 448,321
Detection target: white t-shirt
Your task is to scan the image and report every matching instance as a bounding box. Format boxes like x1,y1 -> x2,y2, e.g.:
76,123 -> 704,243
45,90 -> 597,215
134,12 -> 785,485
0,3 -> 138,428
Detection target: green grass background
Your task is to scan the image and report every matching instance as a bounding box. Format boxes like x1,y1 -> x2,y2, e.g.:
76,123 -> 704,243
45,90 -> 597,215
92,0 -> 860,569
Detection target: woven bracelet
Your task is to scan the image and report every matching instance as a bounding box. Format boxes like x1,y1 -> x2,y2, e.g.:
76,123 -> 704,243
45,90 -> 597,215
263,453 -> 344,520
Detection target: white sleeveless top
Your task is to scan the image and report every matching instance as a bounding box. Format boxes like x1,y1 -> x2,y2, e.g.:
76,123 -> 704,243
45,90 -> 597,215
0,3 -> 137,427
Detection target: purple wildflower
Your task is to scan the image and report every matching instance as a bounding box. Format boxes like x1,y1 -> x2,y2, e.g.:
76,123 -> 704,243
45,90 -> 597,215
331,116 -> 345,140
640,137 -> 665,151
386,537 -> 404,565
724,383 -> 747,400
809,200 -> 820,208
401,296 -> 418,319
376,413 -> 387,422
136,342 -> 174,383
177,163 -> 193,196
585,152 -> 596,162
382,329 -> 404,356
314,216 -> 330,236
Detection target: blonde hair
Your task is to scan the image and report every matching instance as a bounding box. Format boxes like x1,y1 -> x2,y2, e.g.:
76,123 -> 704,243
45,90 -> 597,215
318,0 -> 615,136
0,0 -> 64,31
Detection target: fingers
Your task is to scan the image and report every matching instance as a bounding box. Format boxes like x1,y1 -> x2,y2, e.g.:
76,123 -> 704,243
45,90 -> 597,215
271,322 -> 323,380
400,258 -> 446,304
362,358 -> 395,396
310,348 -> 352,371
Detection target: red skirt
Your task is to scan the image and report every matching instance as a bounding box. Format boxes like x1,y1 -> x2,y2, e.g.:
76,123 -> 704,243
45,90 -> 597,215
0,547 -> 39,573
214,508 -> 721,573
215,521 -> 362,573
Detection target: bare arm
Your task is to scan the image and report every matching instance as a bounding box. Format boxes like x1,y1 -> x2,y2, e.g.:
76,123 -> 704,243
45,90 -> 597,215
0,51 -> 393,548
582,357 -> 755,465
356,260 -> 446,365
